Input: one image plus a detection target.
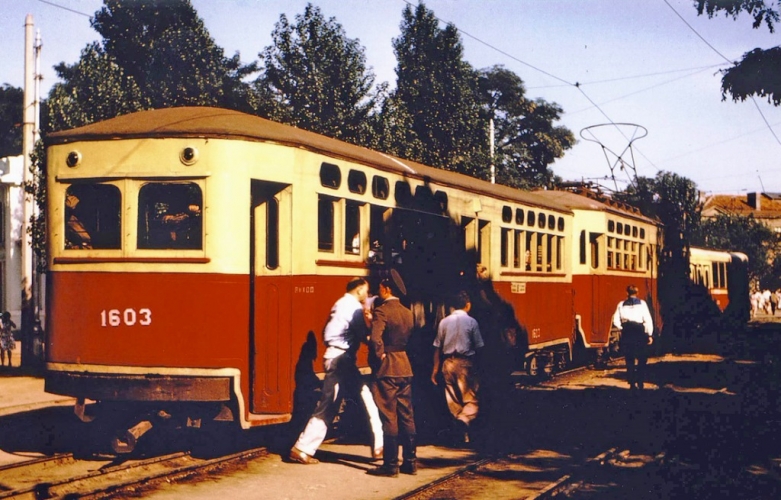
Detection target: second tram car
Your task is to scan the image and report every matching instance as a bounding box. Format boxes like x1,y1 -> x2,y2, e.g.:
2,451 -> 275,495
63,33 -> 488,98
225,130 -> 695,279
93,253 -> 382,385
689,247 -> 749,317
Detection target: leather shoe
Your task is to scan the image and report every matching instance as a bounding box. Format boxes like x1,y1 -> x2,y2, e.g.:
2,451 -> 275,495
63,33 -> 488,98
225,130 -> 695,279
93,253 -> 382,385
371,447 -> 383,460
367,464 -> 399,477
288,446 -> 319,464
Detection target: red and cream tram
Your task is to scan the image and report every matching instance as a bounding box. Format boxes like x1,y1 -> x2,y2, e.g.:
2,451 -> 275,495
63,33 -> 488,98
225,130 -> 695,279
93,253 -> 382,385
536,189 -> 662,358
44,107 -> 583,439
689,247 -> 749,313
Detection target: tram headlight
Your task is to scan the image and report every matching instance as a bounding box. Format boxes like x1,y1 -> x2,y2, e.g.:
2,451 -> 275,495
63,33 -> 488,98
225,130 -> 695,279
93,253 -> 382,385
180,146 -> 199,166
66,151 -> 81,168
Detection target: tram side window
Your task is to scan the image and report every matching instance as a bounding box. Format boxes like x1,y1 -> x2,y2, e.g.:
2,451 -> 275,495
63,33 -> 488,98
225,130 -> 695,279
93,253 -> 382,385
525,232 -> 534,271
589,233 -> 601,269
513,230 -> 523,268
65,184 -> 121,250
318,195 -> 335,252
137,183 -> 202,250
500,228 -> 510,267
579,230 -> 586,265
369,205 -> 389,264
345,201 -> 362,254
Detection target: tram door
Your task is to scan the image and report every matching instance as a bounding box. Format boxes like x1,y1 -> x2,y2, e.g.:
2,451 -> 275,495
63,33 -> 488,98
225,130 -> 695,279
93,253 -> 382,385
250,180 -> 293,414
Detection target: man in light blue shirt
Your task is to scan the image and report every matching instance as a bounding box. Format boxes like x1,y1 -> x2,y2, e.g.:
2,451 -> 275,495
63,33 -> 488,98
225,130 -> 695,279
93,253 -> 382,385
431,291 -> 484,443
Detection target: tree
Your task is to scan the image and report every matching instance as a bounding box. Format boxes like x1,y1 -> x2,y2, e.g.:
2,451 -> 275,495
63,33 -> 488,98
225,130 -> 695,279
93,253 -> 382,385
695,0 -> 781,105
256,3 -> 381,145
91,0 -> 257,112
388,2 -> 484,176
478,66 -> 575,188
47,43 -> 145,131
0,84 -> 23,158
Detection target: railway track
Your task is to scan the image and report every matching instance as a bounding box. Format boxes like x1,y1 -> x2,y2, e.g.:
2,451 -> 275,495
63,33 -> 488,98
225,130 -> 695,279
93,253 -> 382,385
0,447 -> 267,499
393,447 -> 665,500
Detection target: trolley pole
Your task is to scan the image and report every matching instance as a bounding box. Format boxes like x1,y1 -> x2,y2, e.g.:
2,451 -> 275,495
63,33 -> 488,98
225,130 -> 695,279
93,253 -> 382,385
21,14 -> 37,369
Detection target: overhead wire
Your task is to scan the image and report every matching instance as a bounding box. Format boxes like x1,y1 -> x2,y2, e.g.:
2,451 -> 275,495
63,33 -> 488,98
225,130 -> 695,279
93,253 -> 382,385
37,0 -> 92,18
662,0 -> 781,147
401,0 -> 661,181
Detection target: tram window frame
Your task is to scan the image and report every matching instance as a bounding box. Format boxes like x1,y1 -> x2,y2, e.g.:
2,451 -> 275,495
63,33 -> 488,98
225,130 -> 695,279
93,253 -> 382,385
266,197 -> 280,270
65,183 -> 122,250
538,212 -> 546,229
556,236 -> 564,270
558,217 -> 565,231
434,191 -> 448,212
527,210 -> 535,227
546,234 -> 554,272
535,233 -> 545,272
514,229 -> 523,268
640,228 -> 646,239
516,209 -> 524,225
502,206 -> 512,223
500,227 -> 511,267
616,222 -> 623,235
369,205 -> 390,264
372,176 -> 390,200
395,181 -> 412,205
589,233 -> 601,269
478,220 -> 491,267
320,162 -> 342,189
137,182 -> 202,250
548,214 -> 555,230
318,195 -> 336,252
608,220 -> 615,233
525,232 -> 534,271
347,170 -> 367,194
344,200 -> 363,255
579,230 -> 587,265
632,226 -> 638,238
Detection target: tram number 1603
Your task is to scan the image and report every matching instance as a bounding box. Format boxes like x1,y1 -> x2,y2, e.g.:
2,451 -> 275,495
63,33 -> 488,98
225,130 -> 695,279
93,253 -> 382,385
100,308 -> 152,327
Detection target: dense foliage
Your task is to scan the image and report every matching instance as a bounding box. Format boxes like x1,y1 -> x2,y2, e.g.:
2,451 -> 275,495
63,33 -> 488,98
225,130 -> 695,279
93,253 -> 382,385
0,85 -> 23,158
255,3 -> 381,145
695,0 -> 781,105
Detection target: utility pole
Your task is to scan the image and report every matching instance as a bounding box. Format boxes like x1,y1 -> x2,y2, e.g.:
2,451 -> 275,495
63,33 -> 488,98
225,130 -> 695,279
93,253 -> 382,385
21,14 -> 37,369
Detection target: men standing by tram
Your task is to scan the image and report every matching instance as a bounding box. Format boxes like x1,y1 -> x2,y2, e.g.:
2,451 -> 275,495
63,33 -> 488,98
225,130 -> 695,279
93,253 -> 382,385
288,278 -> 384,465
366,277 -> 417,477
612,285 -> 654,390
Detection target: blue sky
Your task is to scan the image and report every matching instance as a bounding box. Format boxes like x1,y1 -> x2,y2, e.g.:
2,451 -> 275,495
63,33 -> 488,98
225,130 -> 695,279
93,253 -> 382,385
2,0 -> 780,194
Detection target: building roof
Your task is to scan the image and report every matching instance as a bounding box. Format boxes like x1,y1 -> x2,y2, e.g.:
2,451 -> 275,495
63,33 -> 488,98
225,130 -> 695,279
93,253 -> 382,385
702,193 -> 781,219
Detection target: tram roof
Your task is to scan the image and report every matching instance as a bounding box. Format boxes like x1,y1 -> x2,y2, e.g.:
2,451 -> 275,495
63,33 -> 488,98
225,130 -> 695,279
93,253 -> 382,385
47,106 -> 572,214
533,188 -> 658,225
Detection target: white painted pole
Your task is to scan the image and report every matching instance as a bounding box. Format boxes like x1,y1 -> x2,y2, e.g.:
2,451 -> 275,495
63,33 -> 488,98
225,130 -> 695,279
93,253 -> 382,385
21,14 -> 36,366
489,118 -> 495,184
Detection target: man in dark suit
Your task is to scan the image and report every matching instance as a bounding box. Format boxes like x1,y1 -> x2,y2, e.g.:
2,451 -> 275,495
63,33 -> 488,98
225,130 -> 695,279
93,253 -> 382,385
367,277 -> 416,477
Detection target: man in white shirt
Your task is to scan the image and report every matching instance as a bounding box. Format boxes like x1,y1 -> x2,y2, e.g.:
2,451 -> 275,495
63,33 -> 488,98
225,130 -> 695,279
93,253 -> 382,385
612,284 -> 654,390
431,291 -> 484,442
289,278 -> 383,464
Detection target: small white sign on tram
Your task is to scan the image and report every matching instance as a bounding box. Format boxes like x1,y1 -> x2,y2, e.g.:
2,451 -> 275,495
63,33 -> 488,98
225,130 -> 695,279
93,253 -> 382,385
511,282 -> 526,294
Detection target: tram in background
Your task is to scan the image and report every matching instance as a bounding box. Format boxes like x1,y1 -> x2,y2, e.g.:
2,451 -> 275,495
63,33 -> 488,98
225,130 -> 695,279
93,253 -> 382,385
43,107 -> 584,443
689,247 -> 749,315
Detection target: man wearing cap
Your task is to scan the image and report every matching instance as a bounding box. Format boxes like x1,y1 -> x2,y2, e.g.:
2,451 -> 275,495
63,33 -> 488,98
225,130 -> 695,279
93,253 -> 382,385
367,277 -> 416,477
612,284 -> 654,390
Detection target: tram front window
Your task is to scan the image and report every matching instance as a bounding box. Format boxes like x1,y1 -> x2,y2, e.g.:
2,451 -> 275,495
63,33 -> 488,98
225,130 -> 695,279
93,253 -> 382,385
138,183 -> 203,249
64,184 -> 121,250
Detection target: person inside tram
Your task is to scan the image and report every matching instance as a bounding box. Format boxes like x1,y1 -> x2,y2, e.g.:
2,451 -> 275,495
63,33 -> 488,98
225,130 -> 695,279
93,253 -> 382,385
65,193 -> 92,249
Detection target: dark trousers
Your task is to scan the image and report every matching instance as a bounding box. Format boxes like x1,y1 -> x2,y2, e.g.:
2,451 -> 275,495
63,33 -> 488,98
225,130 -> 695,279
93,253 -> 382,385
621,323 -> 648,387
372,377 -> 415,438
